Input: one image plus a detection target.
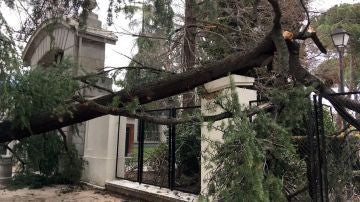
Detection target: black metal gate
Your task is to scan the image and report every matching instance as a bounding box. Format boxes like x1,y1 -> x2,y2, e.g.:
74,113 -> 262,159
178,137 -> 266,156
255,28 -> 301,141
114,93 -> 360,198
115,106 -> 201,194
307,94 -> 329,202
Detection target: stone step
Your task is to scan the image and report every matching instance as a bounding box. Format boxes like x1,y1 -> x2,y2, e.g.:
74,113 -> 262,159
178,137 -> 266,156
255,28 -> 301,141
105,180 -> 198,202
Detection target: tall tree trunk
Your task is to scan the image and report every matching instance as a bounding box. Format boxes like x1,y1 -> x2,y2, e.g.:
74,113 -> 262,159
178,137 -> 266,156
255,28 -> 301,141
182,0 -> 197,107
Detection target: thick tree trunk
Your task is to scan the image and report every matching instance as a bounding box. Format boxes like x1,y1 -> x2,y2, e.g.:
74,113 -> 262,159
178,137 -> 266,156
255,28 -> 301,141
182,0 -> 197,107
0,34 -> 274,143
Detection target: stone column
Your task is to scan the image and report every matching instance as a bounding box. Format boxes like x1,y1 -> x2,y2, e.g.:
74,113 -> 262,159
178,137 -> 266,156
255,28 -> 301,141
200,74 -> 257,195
82,115 -> 123,186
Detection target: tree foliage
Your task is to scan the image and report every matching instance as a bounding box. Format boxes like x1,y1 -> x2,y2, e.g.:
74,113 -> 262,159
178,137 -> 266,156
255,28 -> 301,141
0,9 -> 21,121
10,132 -> 84,189
204,83 -> 311,201
314,3 -> 360,53
10,60 -> 78,129
1,6 -> 82,185
313,3 -> 360,89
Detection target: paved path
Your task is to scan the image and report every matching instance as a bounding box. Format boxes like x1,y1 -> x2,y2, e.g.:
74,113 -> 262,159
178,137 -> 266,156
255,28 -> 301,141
0,185 -> 138,202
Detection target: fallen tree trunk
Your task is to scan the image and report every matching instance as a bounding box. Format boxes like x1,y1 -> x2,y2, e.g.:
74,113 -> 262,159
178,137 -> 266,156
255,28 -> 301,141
1,31 -> 360,142
0,34 -> 275,142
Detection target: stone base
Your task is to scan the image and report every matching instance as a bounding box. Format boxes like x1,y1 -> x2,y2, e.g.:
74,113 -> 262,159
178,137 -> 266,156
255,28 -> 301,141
82,156 -> 116,187
0,177 -> 11,186
0,157 -> 12,186
105,180 -> 197,202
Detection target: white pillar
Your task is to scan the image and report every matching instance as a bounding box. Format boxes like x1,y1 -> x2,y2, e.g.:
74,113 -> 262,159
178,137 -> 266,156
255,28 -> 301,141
82,115 -> 124,186
200,75 -> 257,195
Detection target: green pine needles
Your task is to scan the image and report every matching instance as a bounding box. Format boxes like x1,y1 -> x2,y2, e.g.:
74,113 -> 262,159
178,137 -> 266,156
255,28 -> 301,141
0,56 -> 84,189
9,132 -> 85,189
11,59 -> 78,129
204,80 -> 311,201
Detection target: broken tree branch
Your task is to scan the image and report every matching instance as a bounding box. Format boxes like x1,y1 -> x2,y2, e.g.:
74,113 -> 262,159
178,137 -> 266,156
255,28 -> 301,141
295,31 -> 327,54
80,79 -> 115,95
80,97 -> 273,125
0,31 -> 275,143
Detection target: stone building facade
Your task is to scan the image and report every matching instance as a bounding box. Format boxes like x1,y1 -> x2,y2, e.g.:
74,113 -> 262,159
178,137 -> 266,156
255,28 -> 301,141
21,4 -> 136,186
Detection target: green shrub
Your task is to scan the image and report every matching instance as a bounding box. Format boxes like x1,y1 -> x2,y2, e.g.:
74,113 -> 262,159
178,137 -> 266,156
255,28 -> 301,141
176,123 -> 201,177
9,131 -> 85,189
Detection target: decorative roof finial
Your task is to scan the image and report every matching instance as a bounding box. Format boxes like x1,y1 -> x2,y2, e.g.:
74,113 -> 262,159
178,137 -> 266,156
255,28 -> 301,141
82,0 -> 97,12
88,0 -> 97,12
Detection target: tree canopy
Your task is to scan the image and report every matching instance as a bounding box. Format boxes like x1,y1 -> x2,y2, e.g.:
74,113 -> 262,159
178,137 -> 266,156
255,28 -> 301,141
313,3 -> 360,91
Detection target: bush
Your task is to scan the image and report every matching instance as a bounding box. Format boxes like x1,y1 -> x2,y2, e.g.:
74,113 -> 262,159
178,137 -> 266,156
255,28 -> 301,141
9,131 -> 85,189
8,173 -> 53,189
176,123 -> 201,177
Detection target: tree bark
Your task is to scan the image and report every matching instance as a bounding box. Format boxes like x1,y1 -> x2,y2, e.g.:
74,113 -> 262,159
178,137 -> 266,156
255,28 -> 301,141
0,34 -> 274,143
182,0 -> 197,107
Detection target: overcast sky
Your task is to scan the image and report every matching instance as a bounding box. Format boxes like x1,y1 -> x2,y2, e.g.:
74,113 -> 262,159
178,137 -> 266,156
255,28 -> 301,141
310,0 -> 360,11
99,0 -> 360,68
2,0 -> 360,68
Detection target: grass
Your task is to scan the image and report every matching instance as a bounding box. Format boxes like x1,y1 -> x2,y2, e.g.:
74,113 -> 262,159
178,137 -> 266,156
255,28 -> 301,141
129,144 -> 160,160
125,143 -> 164,168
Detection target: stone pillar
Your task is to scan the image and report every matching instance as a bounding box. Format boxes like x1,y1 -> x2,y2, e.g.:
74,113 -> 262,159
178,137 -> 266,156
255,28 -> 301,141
77,1 -> 120,186
200,74 -> 257,195
82,115 -> 122,186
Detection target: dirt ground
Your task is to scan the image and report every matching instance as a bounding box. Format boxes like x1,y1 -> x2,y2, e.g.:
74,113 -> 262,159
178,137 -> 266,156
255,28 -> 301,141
0,185 -> 135,202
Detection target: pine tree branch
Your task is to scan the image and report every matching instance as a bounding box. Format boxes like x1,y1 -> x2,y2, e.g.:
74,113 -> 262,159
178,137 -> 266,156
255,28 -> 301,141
80,98 -> 273,125
79,79 -> 115,95
288,41 -> 360,129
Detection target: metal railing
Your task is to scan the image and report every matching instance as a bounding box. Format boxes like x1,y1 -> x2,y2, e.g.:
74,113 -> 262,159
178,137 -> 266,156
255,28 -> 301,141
115,106 -> 201,194
309,92 -> 360,202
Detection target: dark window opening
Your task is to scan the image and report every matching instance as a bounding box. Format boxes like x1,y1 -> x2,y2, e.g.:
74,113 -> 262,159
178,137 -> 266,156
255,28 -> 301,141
54,51 -> 64,64
125,124 -> 134,157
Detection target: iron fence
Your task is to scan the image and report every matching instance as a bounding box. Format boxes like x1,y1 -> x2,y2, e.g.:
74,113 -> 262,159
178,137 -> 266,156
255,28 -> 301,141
250,94 -> 360,201
114,92 -> 360,199
115,106 -> 201,194
308,92 -> 360,202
